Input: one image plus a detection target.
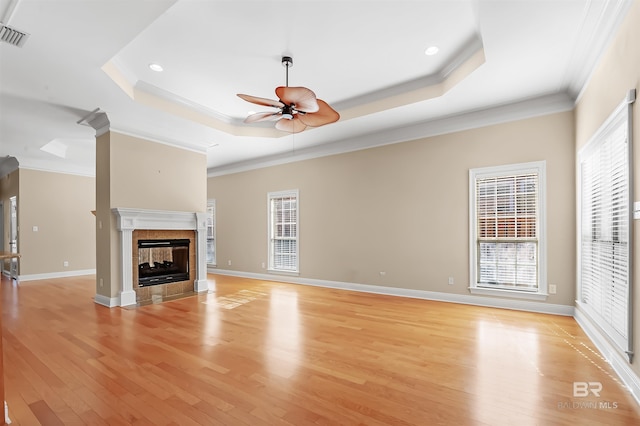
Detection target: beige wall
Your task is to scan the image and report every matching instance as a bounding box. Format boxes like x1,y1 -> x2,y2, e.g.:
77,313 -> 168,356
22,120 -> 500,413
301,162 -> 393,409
575,0 -> 640,376
208,110 -> 576,306
109,132 -> 207,212
95,132 -> 113,298
0,170 -> 18,272
96,131 -> 207,299
17,169 -> 95,276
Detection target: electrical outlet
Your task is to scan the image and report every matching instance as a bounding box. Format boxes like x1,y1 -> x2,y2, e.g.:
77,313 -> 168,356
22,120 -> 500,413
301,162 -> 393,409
549,284 -> 557,294
262,262 -> 266,269
228,260 -> 232,266
379,271 -> 386,276
448,276 -> 454,285
99,278 -> 104,288
63,261 -> 69,267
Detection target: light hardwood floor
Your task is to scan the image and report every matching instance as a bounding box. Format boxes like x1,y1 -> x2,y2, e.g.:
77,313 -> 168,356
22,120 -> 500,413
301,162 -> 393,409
1,273 -> 640,425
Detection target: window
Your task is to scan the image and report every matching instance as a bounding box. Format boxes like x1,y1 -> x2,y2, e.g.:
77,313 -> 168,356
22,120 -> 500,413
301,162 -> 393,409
206,200 -> 216,266
578,91 -> 634,360
268,190 -> 299,273
469,161 -> 547,299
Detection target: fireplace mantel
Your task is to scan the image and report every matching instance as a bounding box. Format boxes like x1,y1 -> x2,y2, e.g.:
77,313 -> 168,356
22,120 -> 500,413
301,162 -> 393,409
112,208 -> 209,306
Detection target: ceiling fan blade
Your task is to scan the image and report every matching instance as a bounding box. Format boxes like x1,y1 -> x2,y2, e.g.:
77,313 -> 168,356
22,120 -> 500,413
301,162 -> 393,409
298,99 -> 340,127
237,93 -> 284,108
275,116 -> 307,133
275,86 -> 319,113
244,111 -> 282,123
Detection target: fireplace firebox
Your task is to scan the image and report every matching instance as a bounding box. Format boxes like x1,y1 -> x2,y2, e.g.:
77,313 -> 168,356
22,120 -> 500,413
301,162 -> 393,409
138,239 -> 189,286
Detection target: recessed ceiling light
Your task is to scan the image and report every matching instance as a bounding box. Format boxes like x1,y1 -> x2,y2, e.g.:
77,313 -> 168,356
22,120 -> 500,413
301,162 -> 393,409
149,63 -> 163,72
424,46 -> 439,56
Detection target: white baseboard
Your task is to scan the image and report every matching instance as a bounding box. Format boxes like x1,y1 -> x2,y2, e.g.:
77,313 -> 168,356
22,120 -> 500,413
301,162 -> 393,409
19,269 -> 96,282
209,268 -> 574,316
94,293 -> 119,308
574,305 -> 640,406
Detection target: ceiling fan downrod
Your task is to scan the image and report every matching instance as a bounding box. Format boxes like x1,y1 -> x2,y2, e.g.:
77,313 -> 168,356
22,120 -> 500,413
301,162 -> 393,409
282,56 -> 293,87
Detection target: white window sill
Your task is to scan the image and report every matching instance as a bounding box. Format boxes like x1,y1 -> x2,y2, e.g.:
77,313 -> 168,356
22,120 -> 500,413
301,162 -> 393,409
469,286 -> 549,301
267,269 -> 300,277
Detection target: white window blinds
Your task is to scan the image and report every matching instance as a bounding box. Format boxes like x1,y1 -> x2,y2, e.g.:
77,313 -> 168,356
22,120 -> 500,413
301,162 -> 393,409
476,173 -> 539,290
469,161 -> 547,299
206,200 -> 216,265
268,190 -> 299,272
579,91 -> 634,360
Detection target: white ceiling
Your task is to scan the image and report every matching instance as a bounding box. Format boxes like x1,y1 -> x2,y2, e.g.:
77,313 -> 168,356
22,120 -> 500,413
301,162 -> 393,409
0,0 -> 633,177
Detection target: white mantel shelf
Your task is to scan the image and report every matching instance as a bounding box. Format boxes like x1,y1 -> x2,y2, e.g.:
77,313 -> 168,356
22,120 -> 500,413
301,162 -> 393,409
109,208 -> 210,307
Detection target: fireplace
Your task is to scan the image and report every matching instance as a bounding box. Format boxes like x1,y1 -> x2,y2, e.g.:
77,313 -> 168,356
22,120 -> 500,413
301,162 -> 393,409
106,208 -> 210,308
138,239 -> 190,286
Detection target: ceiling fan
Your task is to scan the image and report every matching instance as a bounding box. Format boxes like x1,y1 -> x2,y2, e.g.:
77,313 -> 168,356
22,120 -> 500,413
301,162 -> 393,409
237,56 -> 340,133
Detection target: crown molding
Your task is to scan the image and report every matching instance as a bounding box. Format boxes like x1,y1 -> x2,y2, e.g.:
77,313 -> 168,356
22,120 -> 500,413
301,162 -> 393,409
208,91 -> 574,177
107,126 -> 209,155
17,162 -> 95,178
567,0 -> 634,100
77,108 -> 110,136
105,33 -> 484,138
0,155 -> 19,179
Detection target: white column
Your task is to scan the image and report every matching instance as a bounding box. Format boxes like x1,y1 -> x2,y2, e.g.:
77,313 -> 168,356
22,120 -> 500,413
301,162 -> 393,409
194,212 -> 211,293
118,228 -> 137,306
113,211 -> 137,307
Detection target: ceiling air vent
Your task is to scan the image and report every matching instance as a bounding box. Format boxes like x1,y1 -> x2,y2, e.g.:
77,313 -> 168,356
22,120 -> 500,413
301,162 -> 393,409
0,23 -> 29,47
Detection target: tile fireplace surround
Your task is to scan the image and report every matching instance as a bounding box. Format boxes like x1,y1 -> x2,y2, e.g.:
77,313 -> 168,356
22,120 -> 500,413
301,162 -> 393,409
109,208 -> 209,307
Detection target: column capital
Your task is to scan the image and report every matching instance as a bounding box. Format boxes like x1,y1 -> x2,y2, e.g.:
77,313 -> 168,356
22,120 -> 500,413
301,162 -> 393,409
77,108 -> 110,136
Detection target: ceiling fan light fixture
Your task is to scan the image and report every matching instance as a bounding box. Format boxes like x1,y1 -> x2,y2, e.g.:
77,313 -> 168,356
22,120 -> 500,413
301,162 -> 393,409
281,104 -> 294,120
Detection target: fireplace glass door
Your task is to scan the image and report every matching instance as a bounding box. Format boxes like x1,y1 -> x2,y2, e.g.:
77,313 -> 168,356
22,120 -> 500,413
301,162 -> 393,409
138,239 -> 189,286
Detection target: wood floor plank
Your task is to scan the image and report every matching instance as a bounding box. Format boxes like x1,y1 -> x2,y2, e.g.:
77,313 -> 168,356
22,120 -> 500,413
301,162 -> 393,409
28,400 -> 64,426
2,273 -> 640,425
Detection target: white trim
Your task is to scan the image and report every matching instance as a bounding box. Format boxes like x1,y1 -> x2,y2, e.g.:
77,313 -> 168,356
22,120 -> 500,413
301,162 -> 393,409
18,269 -> 96,282
469,286 -> 549,301
94,293 -> 119,308
209,269 -> 574,316
574,304 -> 640,406
206,199 -> 217,267
469,161 -> 547,299
15,162 -> 96,178
267,189 -> 299,274
577,91 -> 635,360
77,108 -> 110,137
0,156 -> 18,179
112,208 -> 209,307
135,80 -> 236,125
267,269 -> 300,277
571,0 -> 635,102
208,93 -> 573,177
109,127 -> 208,155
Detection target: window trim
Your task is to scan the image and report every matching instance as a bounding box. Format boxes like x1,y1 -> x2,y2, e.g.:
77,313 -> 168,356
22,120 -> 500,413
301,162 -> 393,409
577,91 -> 634,361
267,189 -> 299,275
469,161 -> 547,300
206,199 -> 216,267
